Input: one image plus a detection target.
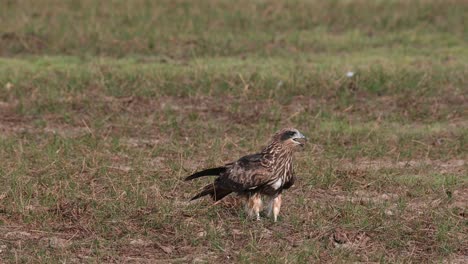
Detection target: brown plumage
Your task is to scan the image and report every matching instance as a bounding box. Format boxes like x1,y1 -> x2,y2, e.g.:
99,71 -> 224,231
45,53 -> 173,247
185,128 -> 306,221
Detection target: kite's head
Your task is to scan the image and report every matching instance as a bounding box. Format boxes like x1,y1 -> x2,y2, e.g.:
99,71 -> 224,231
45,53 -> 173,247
274,128 -> 307,150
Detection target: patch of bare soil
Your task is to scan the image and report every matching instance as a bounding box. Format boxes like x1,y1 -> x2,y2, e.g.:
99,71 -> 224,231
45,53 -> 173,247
120,138 -> 164,148
444,255 -> 468,264
406,187 -> 467,214
329,228 -> 372,251
341,158 -> 466,175
1,95 -> 279,139
450,187 -> 468,210
39,236 -> 71,249
0,116 -> 89,138
0,32 -> 47,54
97,94 -> 272,124
307,188 -> 399,205
0,104 -> 29,136
0,227 -> 75,255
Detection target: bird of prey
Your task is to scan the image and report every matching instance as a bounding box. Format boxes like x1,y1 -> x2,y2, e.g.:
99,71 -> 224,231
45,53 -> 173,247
185,128 -> 306,222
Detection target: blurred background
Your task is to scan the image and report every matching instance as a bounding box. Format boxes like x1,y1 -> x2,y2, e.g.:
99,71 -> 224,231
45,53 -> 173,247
0,0 -> 466,262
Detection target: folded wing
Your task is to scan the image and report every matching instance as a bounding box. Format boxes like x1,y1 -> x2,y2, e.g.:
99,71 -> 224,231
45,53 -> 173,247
187,153 -> 273,201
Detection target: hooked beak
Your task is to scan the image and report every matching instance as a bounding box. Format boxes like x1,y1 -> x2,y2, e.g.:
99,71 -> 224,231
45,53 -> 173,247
292,132 -> 307,146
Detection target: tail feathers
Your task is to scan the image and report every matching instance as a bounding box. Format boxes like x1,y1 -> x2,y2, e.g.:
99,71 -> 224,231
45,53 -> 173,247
190,184 -> 232,201
185,167 -> 225,181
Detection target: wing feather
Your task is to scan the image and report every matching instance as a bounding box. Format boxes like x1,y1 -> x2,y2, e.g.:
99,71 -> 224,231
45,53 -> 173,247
216,153 -> 273,192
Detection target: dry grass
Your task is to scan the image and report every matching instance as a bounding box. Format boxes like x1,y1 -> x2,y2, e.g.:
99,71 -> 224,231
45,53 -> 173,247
0,0 -> 467,263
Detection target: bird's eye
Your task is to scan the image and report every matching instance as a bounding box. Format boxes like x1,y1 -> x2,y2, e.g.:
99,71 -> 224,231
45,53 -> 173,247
281,131 -> 296,141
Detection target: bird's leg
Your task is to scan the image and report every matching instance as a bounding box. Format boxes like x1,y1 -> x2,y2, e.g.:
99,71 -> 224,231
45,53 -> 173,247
272,194 -> 282,222
246,193 -> 262,220
266,196 -> 274,217
265,195 -> 281,221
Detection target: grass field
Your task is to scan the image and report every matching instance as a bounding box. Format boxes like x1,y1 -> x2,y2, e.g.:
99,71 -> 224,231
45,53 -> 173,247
0,0 -> 467,263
